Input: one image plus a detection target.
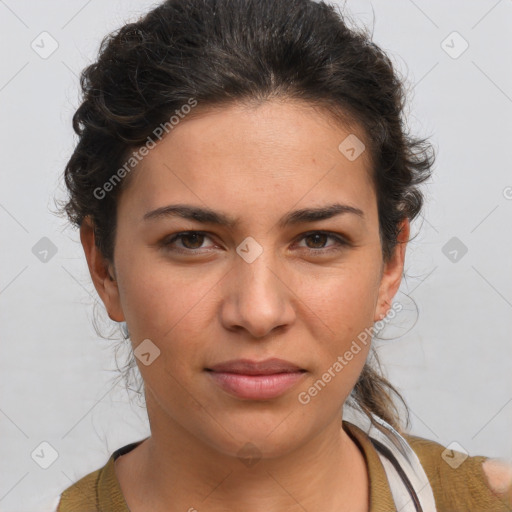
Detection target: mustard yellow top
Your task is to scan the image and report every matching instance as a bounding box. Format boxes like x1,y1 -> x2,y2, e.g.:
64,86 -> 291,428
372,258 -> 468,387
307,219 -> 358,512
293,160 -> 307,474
57,421 -> 512,511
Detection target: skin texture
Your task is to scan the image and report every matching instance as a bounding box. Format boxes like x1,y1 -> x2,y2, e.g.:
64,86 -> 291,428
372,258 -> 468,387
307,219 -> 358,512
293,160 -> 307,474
81,99 -> 409,512
482,458 -> 512,502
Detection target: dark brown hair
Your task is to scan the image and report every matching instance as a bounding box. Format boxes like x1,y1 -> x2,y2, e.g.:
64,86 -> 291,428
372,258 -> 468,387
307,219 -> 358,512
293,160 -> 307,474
60,0 -> 435,435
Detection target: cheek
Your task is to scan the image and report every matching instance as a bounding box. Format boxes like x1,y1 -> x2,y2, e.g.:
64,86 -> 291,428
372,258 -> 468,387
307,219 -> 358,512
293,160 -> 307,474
293,275 -> 378,414
115,259 -> 210,407
303,260 -> 381,333
298,261 -> 381,380
115,248 -> 219,341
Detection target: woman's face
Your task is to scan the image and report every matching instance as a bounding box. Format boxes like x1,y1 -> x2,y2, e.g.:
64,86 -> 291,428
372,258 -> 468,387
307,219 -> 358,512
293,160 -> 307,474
84,99 -> 407,459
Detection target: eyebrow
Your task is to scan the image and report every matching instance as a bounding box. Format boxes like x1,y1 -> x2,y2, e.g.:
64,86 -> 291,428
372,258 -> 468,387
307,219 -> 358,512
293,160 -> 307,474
143,202 -> 364,229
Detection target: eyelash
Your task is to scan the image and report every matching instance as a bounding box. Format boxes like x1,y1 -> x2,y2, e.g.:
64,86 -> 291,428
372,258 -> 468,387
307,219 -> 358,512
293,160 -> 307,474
160,230 -> 349,255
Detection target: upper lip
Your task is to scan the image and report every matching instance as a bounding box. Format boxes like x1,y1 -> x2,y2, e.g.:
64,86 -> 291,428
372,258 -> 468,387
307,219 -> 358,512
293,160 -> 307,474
206,358 -> 304,375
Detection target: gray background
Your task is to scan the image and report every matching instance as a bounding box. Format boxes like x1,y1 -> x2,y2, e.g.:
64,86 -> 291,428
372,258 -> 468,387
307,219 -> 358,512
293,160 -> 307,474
1,0 -> 511,510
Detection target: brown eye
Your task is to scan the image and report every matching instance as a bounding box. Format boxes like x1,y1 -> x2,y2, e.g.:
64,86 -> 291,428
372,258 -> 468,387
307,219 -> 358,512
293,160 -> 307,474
177,233 -> 206,249
296,231 -> 349,253
304,233 -> 329,249
161,231 -> 215,253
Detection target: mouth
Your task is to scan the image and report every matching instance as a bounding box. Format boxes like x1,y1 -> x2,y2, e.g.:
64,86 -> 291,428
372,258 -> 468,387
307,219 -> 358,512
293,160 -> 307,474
205,358 -> 307,400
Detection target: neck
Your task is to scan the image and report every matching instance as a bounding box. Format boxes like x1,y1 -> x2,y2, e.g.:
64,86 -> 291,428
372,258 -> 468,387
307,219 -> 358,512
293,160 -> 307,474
115,394 -> 369,512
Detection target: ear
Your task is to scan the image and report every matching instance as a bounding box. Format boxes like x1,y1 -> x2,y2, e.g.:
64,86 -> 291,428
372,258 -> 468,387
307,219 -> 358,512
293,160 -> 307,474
374,218 -> 410,322
80,216 -> 125,322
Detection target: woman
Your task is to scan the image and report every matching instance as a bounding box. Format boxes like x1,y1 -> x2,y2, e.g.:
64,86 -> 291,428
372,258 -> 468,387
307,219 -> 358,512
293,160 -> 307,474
56,0 -> 512,510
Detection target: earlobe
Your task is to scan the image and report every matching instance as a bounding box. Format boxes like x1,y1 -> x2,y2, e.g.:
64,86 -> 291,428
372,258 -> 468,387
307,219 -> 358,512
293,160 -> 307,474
79,216 -> 125,322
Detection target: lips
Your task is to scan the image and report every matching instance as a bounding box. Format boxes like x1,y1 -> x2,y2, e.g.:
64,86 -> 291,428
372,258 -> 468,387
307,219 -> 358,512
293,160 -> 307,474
207,358 -> 304,375
205,358 -> 306,400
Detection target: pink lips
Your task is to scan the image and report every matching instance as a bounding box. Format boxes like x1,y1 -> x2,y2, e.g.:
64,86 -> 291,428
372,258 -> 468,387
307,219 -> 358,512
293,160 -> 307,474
206,358 -> 306,400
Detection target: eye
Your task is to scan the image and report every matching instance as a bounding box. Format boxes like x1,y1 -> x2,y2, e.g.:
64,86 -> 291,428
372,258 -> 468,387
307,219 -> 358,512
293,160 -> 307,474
160,231 -> 216,253
295,231 -> 349,253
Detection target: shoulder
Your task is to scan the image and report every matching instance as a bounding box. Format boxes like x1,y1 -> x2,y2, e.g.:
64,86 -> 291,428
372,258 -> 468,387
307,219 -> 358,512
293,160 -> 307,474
56,466 -> 102,511
57,439 -> 146,511
402,432 -> 512,511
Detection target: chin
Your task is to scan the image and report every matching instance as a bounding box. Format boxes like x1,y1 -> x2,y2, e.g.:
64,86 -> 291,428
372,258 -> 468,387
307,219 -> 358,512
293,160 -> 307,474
197,411 -> 315,461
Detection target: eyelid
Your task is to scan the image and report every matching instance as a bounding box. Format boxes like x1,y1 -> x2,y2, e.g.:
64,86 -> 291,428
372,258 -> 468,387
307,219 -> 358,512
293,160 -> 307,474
293,231 -> 351,253
162,231 -> 217,250
296,230 -> 350,245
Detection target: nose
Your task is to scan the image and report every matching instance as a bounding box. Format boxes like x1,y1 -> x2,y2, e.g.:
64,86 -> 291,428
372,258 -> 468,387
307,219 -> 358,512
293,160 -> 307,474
220,249 -> 296,339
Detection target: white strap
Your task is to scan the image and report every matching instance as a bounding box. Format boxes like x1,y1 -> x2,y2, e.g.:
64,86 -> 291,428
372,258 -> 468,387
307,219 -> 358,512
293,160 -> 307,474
377,452 -> 423,512
343,404 -> 437,512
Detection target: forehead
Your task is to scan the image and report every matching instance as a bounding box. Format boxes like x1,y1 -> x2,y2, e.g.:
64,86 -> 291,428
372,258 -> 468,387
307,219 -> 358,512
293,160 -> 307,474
118,100 -> 376,225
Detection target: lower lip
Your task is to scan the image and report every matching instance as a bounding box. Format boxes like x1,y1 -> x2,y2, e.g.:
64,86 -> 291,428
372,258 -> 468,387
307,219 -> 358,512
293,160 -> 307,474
207,371 -> 306,400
